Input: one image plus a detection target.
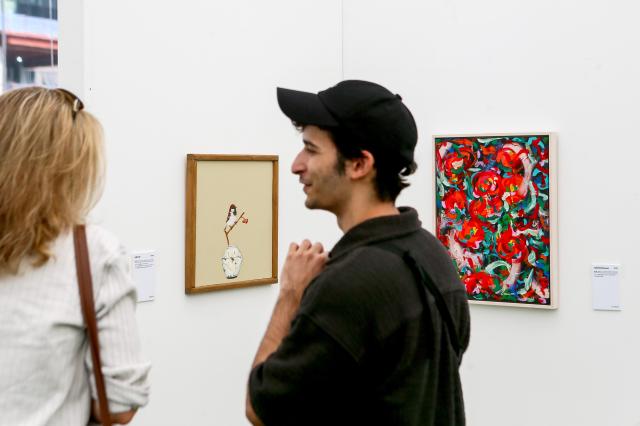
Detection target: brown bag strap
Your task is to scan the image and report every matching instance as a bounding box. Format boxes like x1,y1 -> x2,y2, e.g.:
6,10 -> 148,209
73,225 -> 112,426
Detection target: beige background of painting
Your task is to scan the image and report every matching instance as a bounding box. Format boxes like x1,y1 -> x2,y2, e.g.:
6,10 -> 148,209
195,160 -> 273,287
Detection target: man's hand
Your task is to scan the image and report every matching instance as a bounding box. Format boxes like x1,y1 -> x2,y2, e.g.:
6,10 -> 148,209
279,240 -> 328,303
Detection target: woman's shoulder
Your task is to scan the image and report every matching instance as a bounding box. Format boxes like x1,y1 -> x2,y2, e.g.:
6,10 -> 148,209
84,224 -> 127,265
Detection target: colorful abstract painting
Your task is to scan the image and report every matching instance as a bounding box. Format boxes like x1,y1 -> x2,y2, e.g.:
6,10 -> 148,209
434,134 -> 556,308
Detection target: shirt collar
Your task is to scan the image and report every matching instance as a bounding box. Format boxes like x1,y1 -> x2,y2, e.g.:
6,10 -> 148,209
329,207 -> 422,262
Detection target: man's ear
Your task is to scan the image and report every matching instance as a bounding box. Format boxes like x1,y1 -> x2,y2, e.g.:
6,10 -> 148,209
346,150 -> 375,181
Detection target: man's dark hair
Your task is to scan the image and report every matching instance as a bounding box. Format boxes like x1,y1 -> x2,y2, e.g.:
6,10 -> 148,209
296,123 -> 417,202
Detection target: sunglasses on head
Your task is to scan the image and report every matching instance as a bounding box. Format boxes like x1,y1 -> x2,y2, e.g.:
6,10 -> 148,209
53,88 -> 84,120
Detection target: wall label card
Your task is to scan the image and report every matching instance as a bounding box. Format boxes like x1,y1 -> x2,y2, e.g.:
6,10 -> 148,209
591,264 -> 621,311
131,250 -> 156,303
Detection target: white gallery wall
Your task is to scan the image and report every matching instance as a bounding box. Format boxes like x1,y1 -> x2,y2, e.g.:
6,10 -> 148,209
58,0 -> 640,425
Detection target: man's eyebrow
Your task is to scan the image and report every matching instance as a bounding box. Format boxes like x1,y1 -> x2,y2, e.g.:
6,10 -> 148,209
303,139 -> 319,149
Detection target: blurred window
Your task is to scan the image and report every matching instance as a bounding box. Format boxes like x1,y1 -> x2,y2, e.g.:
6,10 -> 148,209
1,0 -> 58,93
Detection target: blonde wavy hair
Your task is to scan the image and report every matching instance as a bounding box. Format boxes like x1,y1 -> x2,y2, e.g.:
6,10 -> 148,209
0,87 -> 104,274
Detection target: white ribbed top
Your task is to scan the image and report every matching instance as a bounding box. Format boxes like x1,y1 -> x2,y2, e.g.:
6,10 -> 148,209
0,225 -> 150,426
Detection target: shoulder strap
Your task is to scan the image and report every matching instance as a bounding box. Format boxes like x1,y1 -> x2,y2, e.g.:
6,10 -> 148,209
73,225 -> 112,426
375,242 -> 463,361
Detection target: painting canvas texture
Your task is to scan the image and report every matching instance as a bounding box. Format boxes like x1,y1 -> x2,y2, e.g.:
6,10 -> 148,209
435,134 -> 553,307
195,160 -> 273,288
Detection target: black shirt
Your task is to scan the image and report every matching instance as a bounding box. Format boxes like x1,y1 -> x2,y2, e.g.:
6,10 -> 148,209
249,207 -> 470,425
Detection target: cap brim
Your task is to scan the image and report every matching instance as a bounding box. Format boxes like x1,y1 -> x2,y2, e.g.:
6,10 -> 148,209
277,87 -> 339,127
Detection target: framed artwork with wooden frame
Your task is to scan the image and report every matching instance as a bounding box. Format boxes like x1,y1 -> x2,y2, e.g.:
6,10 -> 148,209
185,154 -> 278,293
434,133 -> 558,309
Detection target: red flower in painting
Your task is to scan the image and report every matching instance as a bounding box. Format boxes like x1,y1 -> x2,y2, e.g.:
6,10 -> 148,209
442,152 -> 467,186
469,196 -> 503,221
473,171 -> 502,198
441,190 -> 467,219
463,271 -> 495,294
457,219 -> 485,250
496,146 -> 524,171
500,175 -> 524,204
452,140 -> 476,166
496,229 -> 526,262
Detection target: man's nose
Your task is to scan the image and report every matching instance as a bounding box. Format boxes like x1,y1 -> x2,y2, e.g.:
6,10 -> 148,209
291,151 -> 305,175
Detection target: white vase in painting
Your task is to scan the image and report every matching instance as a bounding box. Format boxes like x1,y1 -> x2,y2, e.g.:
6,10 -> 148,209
221,245 -> 243,279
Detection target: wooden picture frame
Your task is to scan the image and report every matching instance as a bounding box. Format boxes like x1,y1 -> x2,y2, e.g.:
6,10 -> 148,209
433,133 -> 558,309
185,154 -> 278,293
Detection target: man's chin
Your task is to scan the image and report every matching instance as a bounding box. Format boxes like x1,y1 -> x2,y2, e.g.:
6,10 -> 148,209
304,196 -> 327,210
304,198 -> 318,209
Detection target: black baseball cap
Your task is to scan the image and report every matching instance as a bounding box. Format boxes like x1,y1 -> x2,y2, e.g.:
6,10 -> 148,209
277,80 -> 418,168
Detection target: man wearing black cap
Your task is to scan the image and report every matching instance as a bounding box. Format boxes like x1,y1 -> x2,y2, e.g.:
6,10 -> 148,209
246,80 -> 470,426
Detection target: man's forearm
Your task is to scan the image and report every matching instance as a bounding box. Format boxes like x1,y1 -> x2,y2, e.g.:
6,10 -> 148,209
246,291 -> 301,426
252,290 -> 300,368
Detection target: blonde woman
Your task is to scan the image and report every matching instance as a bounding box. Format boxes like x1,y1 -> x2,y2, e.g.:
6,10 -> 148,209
0,87 -> 150,425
